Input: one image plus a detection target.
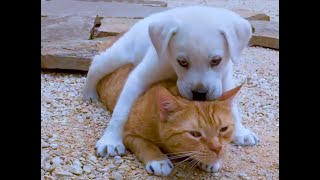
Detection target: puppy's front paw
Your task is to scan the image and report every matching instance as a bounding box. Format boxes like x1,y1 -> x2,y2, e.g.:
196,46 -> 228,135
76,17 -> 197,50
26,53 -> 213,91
198,161 -> 221,173
146,159 -> 173,176
82,86 -> 99,102
95,133 -> 126,157
233,127 -> 258,146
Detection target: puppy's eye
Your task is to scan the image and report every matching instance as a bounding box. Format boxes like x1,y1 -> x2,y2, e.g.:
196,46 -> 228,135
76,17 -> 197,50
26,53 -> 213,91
177,58 -> 189,68
189,131 -> 202,138
210,57 -> 222,67
220,126 -> 228,133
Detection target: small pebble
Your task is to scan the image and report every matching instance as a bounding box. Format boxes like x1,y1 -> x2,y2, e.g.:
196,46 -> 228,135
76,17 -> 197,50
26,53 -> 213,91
114,156 -> 122,161
114,159 -> 124,165
42,142 -> 49,148
52,157 -> 62,165
118,164 -> 129,170
73,159 -> 83,167
122,156 -> 135,161
112,172 -> 123,180
48,138 -> 56,143
44,162 -> 51,171
55,168 -> 73,176
88,174 -> 96,179
176,172 -> 185,177
88,155 -> 98,163
258,169 -> 267,176
50,144 -> 58,149
83,164 -> 94,173
239,172 -> 250,179
60,177 -> 71,180
69,164 -> 83,175
101,164 -> 117,173
48,163 -> 58,173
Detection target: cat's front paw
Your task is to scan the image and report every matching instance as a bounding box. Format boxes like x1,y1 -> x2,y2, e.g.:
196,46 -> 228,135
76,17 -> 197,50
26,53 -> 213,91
146,159 -> 173,176
198,161 -> 221,173
95,132 -> 126,157
233,127 -> 258,146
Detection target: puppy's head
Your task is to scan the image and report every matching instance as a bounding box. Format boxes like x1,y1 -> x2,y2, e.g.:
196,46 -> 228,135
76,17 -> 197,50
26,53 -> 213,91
149,9 -> 252,101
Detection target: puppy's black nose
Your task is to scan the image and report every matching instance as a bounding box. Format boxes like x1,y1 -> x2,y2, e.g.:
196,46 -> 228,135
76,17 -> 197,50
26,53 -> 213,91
192,91 -> 207,101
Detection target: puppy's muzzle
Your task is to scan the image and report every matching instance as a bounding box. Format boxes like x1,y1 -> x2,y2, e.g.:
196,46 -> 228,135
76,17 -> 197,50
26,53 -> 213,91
192,89 -> 208,101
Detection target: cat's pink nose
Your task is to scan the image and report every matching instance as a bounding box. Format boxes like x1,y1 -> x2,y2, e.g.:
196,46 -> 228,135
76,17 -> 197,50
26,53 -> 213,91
209,137 -> 222,154
209,145 -> 221,154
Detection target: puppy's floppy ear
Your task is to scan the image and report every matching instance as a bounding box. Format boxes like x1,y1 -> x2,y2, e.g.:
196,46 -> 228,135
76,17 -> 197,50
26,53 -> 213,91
149,17 -> 179,57
221,18 -> 252,64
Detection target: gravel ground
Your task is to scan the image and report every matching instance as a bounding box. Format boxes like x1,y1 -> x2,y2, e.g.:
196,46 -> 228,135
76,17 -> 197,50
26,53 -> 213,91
41,1 -> 279,179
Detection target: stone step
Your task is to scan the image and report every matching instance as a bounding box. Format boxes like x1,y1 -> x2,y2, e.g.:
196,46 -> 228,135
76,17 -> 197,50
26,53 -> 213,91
231,8 -> 270,21
41,20 -> 278,72
250,20 -> 279,50
91,17 -> 278,50
41,0 -> 167,18
90,8 -> 270,39
41,16 -> 95,42
41,38 -> 116,71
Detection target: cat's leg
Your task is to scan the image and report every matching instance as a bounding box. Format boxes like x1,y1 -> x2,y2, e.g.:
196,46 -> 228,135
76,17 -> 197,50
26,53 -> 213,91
83,41 -> 133,102
198,160 -> 222,173
96,48 -> 173,157
124,136 -> 174,176
222,64 -> 258,146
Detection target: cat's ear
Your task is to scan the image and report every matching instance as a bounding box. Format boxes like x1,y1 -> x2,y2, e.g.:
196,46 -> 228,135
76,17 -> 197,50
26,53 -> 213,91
157,87 -> 181,121
217,84 -> 243,106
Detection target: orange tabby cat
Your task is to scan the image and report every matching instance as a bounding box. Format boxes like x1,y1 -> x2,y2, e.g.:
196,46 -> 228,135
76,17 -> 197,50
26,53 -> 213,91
97,64 -> 241,176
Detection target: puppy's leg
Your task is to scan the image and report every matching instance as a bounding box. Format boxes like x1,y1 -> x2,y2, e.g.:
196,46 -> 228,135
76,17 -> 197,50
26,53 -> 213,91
96,48 -> 172,156
124,135 -> 173,176
83,45 -> 132,102
222,65 -> 258,146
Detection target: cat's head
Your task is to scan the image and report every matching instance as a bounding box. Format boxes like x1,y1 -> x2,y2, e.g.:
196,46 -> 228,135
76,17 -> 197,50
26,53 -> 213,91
156,84 -> 242,165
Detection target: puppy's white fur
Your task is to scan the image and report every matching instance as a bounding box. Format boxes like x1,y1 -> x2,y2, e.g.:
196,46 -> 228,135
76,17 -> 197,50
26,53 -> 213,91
84,6 -> 258,157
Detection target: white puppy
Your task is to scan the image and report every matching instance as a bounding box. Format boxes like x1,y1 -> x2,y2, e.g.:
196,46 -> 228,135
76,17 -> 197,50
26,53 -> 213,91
83,6 -> 258,157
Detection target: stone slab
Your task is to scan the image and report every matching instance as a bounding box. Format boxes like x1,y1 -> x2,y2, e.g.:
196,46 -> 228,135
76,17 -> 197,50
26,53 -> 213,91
232,8 -> 270,21
89,9 -> 270,39
249,20 -> 279,49
41,38 -> 116,71
41,0 -> 167,18
41,16 -> 95,42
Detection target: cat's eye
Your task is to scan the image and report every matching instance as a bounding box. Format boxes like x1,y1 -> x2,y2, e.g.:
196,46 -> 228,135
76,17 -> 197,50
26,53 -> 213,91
210,57 -> 222,67
220,126 -> 228,133
189,131 -> 202,138
177,58 -> 189,68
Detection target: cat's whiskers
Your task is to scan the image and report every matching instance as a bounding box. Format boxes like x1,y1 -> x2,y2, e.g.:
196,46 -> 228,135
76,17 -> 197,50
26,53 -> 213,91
168,158 -> 197,179
168,153 -> 199,177
174,154 -> 198,166
167,152 -> 198,160
165,151 -> 198,155
182,158 -> 201,178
